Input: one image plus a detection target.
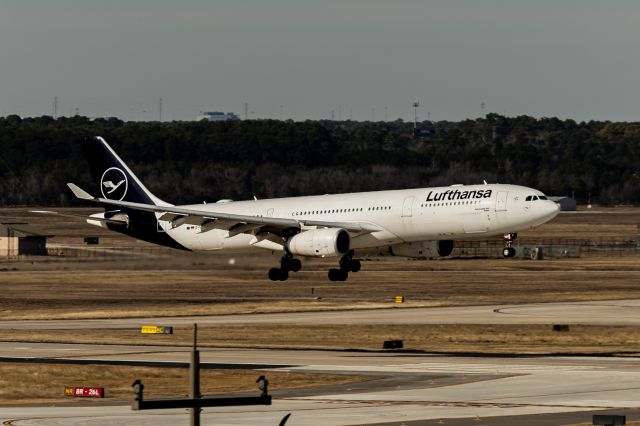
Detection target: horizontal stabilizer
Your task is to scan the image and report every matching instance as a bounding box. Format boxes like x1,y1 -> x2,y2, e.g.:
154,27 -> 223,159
30,210 -> 128,224
67,183 -> 94,200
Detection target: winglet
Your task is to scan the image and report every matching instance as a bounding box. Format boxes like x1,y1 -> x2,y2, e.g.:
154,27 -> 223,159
67,183 -> 94,200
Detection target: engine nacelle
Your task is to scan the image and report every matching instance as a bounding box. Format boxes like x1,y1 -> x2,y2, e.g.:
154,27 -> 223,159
389,240 -> 454,258
287,228 -> 350,257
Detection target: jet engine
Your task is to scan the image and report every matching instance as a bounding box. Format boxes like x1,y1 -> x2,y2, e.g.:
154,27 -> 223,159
286,228 -> 350,257
389,240 -> 454,258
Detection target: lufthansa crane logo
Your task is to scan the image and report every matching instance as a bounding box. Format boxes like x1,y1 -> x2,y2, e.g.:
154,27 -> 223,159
100,167 -> 128,201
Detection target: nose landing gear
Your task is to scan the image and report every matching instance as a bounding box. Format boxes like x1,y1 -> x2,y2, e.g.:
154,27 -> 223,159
328,250 -> 361,281
503,233 -> 517,258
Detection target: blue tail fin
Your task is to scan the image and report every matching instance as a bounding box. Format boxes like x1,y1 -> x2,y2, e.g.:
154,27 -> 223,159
83,136 -> 170,206
81,136 -> 186,250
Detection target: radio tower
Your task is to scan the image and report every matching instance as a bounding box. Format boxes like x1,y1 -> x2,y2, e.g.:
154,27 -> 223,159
52,96 -> 58,118
412,101 -> 420,130
158,97 -> 163,122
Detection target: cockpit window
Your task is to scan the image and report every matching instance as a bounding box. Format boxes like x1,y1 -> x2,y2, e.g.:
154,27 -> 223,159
525,195 -> 532,201
539,195 -> 548,200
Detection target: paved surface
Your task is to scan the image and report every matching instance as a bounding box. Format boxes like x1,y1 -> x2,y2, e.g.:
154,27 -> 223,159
1,299 -> 640,330
1,299 -> 640,424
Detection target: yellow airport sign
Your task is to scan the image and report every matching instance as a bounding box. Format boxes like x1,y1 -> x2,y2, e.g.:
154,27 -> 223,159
394,296 -> 404,303
141,325 -> 173,334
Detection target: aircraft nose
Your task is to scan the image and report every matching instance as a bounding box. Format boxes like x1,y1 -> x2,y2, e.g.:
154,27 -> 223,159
545,201 -> 560,220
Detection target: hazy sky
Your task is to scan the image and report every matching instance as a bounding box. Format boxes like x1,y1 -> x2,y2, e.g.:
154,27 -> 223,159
1,1 -> 639,122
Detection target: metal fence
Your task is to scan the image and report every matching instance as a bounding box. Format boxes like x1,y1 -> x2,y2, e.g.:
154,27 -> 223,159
1,238 -> 638,262
454,237 -> 639,258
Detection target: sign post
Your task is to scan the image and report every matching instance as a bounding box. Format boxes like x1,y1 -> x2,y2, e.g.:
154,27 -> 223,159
132,323 -> 272,426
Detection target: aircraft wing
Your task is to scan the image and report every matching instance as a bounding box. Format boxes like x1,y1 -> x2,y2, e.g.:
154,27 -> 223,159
67,183 -> 381,235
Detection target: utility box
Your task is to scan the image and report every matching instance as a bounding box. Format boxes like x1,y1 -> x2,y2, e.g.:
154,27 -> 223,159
84,236 -> 99,245
592,414 -> 626,425
383,340 -> 403,349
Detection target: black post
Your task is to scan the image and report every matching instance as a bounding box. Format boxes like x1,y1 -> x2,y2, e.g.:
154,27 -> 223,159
131,379 -> 144,410
190,323 -> 200,426
131,321 -> 271,421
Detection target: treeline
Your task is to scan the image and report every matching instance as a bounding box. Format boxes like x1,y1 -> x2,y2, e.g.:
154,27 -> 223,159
1,114 -> 640,206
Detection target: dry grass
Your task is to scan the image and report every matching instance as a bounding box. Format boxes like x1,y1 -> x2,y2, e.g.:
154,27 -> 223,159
0,362 -> 364,404
1,256 -> 640,320
2,324 -> 640,355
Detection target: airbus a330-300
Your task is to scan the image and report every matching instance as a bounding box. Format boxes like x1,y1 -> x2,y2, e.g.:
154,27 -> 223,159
44,137 -> 560,281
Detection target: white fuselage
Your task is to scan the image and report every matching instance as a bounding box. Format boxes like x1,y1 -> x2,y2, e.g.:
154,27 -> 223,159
161,183 -> 559,254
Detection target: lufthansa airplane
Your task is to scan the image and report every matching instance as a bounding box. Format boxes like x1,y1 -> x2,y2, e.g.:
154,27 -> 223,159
47,137 -> 560,281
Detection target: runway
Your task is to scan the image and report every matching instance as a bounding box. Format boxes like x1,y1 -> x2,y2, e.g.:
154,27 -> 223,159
1,343 -> 639,425
1,299 -> 639,425
1,299 -> 639,330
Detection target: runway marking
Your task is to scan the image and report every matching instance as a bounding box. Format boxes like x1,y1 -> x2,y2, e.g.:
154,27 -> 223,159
297,362 -> 606,375
293,398 -> 615,410
386,362 -> 605,373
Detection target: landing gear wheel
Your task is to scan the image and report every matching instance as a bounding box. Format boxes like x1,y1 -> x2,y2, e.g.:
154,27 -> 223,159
349,259 -> 361,273
289,258 -> 302,272
339,251 -> 361,273
328,268 -> 346,282
268,268 -> 281,281
278,269 -> 289,281
268,267 -> 289,281
502,247 -> 516,258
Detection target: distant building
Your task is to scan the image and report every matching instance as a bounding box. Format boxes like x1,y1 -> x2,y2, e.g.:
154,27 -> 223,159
0,223 -> 52,256
196,111 -> 240,121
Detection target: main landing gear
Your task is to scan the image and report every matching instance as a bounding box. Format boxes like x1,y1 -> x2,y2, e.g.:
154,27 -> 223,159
268,254 -> 302,281
502,233 -> 517,258
328,250 -> 361,282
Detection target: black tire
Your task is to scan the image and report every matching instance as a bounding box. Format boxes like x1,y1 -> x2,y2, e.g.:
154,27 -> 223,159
278,269 -> 289,281
328,268 -> 341,281
338,269 -> 349,281
290,258 -> 302,272
508,247 -> 516,258
350,259 -> 361,273
268,268 -> 281,281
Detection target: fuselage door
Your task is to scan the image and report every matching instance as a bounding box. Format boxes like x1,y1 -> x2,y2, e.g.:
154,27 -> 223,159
402,196 -> 414,218
495,191 -> 508,212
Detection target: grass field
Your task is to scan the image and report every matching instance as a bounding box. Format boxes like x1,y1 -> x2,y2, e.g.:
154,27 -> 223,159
1,256 -> 640,320
0,363 -> 364,404
0,324 -> 638,355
